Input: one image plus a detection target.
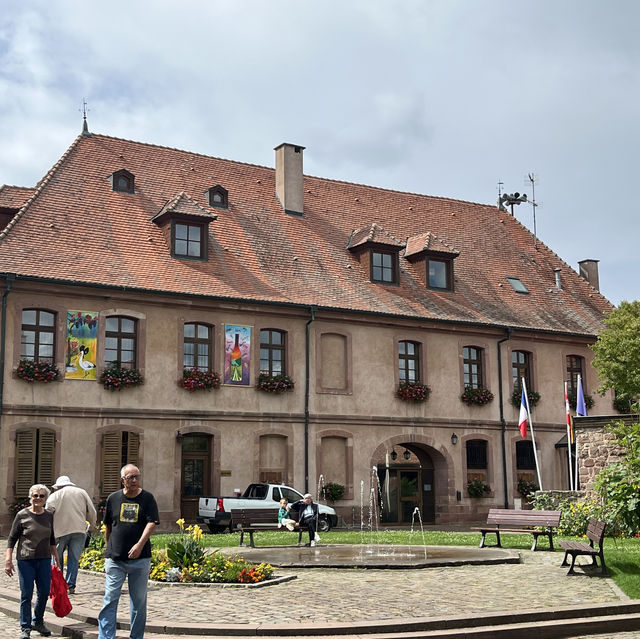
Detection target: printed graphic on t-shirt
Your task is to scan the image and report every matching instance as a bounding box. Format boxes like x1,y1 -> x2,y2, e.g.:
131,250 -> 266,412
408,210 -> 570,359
120,502 -> 139,523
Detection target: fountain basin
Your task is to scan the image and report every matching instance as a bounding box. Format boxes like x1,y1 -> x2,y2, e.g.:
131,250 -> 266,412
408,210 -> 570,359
222,544 -> 520,569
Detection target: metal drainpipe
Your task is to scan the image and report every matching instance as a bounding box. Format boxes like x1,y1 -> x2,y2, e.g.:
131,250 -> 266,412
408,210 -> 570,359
0,274 -> 15,420
304,306 -> 316,493
497,327 -> 512,509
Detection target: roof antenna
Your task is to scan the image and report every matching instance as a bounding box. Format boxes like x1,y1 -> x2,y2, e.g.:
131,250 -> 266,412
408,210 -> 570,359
527,173 -> 539,249
80,98 -> 90,136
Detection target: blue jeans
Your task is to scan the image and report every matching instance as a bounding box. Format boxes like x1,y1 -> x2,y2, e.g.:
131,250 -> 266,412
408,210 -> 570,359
98,558 -> 150,639
17,558 -> 51,630
56,531 -> 86,589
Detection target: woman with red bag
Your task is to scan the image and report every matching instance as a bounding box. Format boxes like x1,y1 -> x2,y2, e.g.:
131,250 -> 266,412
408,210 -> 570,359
5,484 -> 61,639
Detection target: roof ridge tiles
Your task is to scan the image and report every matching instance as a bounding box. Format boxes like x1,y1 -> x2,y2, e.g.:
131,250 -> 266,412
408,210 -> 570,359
0,134 -> 84,242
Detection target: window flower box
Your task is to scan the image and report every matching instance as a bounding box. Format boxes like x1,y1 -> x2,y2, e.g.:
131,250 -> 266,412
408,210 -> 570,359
100,361 -> 144,391
467,480 -> 491,498
396,380 -> 431,402
256,373 -> 294,393
179,368 -> 221,392
510,387 -> 541,409
461,386 -> 494,406
320,482 -> 345,503
16,359 -> 60,383
567,388 -> 594,411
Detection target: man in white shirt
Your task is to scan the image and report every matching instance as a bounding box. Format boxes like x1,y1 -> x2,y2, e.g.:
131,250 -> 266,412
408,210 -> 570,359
46,475 -> 97,594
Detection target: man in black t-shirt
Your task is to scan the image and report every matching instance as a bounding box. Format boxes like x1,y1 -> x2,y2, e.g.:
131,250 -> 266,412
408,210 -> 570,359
97,464 -> 159,639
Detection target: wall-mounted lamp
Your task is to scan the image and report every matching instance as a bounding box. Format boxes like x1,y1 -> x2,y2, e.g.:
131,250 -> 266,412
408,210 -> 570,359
451,432 -> 458,445
403,448 -> 411,461
390,447 -> 398,461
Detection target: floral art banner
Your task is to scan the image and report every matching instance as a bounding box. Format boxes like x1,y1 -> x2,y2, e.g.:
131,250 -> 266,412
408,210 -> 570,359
65,311 -> 98,380
223,324 -> 251,386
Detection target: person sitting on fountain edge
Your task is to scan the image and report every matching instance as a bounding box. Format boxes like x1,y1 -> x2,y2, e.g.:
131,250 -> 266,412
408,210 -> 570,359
291,493 -> 321,546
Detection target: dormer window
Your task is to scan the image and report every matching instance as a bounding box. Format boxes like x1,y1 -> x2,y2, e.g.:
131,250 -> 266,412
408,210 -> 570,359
111,169 -> 135,194
371,249 -> 398,284
207,185 -> 228,209
172,221 -> 206,259
428,258 -> 453,291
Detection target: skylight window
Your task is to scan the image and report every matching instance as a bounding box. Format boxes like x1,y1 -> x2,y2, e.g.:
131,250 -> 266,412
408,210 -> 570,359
506,277 -> 529,294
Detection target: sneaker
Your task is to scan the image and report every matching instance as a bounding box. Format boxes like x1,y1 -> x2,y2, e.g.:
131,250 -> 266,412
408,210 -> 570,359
285,522 -> 295,531
19,629 -> 30,639
32,622 -> 51,636
314,533 -> 321,542
68,586 -> 75,594
310,541 -> 316,547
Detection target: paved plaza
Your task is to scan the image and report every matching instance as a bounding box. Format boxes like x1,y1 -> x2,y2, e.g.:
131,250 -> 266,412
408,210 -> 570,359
0,545 -> 638,638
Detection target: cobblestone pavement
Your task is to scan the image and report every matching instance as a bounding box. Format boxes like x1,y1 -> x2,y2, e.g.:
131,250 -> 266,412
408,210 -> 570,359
0,548 -> 638,638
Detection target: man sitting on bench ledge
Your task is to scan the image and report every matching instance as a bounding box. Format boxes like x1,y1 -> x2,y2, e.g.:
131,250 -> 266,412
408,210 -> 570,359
291,494 -> 321,547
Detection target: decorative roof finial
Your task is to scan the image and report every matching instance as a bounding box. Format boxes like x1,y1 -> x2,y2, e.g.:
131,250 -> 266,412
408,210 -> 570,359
80,98 -> 90,135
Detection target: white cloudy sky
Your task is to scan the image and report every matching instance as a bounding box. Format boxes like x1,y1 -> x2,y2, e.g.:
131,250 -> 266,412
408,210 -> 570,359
1,0 -> 638,306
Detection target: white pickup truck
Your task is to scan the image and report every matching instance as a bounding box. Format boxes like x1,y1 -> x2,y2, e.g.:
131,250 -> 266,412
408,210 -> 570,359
197,483 -> 338,533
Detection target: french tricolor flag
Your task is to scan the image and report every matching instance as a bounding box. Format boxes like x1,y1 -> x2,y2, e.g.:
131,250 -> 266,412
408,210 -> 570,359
519,387 -> 529,438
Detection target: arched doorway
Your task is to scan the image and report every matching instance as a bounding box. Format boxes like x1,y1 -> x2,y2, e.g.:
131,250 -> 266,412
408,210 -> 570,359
180,433 -> 212,522
376,445 -> 435,524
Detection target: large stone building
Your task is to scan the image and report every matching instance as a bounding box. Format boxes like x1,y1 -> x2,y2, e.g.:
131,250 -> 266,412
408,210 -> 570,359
0,127 -> 615,532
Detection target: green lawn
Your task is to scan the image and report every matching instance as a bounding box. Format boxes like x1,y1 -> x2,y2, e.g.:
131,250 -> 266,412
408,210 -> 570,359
151,529 -> 640,598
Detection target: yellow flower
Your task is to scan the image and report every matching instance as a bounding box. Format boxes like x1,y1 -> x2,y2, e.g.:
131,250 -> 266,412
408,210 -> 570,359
176,518 -> 185,530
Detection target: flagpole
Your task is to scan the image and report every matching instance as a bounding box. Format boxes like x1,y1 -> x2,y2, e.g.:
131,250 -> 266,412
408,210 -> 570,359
564,381 -> 574,490
522,377 -> 543,491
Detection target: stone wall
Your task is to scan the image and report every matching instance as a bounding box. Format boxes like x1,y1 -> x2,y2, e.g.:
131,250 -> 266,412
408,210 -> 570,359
575,415 -> 637,494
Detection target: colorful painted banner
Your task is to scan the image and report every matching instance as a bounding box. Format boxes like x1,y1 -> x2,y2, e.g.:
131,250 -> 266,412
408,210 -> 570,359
224,324 -> 251,386
65,311 -> 98,380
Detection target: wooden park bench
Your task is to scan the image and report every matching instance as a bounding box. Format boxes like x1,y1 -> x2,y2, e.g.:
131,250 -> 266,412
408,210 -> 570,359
559,518 -> 607,576
230,508 -> 310,548
472,508 -> 562,551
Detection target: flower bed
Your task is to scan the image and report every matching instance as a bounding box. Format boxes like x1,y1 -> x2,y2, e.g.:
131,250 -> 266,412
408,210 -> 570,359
79,520 -> 274,584
100,361 -> 144,391
16,359 -> 60,383
179,368 -> 221,392
256,373 -> 294,393
461,386 -> 494,406
396,381 -> 430,402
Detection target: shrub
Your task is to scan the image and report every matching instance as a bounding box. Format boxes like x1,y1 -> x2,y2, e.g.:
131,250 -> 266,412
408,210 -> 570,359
461,386 -> 494,406
467,480 -> 491,497
100,361 -> 144,391
179,368 -> 221,392
320,482 -> 345,503
16,359 -> 59,383
517,478 -> 539,500
510,387 -> 541,409
396,381 -> 431,402
256,373 -> 294,393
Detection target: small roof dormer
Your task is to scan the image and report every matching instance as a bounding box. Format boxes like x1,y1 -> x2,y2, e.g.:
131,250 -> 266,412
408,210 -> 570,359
206,184 -> 228,209
152,192 -> 218,261
110,169 -> 135,194
405,232 -> 459,292
348,223 -> 404,285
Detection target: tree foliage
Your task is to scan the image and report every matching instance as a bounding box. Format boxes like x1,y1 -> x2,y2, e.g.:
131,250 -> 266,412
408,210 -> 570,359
594,419 -> 640,536
591,300 -> 640,403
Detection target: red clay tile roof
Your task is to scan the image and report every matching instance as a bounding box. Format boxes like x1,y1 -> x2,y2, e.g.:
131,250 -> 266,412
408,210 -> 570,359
151,191 -> 218,225
0,133 -> 612,335
0,185 -> 36,209
405,232 -> 459,259
348,223 -> 404,250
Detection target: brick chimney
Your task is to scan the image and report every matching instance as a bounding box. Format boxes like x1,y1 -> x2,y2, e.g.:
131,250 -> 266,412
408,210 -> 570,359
274,143 -> 305,216
578,259 -> 600,291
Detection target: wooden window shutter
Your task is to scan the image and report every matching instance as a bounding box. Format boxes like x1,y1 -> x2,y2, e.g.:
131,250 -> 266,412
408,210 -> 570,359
127,432 -> 140,467
15,430 -> 36,497
37,429 -> 56,488
101,432 -> 123,498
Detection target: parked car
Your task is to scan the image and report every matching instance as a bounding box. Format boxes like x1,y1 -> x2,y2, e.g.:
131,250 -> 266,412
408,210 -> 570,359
197,483 -> 338,533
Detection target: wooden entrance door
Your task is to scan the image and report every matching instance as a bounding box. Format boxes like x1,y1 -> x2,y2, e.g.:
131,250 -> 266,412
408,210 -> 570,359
180,434 -> 211,522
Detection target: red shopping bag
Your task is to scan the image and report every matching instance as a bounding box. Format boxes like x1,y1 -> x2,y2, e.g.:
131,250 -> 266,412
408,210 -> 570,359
49,564 -> 73,617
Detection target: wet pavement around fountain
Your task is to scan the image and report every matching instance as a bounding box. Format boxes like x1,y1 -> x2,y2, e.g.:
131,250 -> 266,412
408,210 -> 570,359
0,545 -> 639,638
